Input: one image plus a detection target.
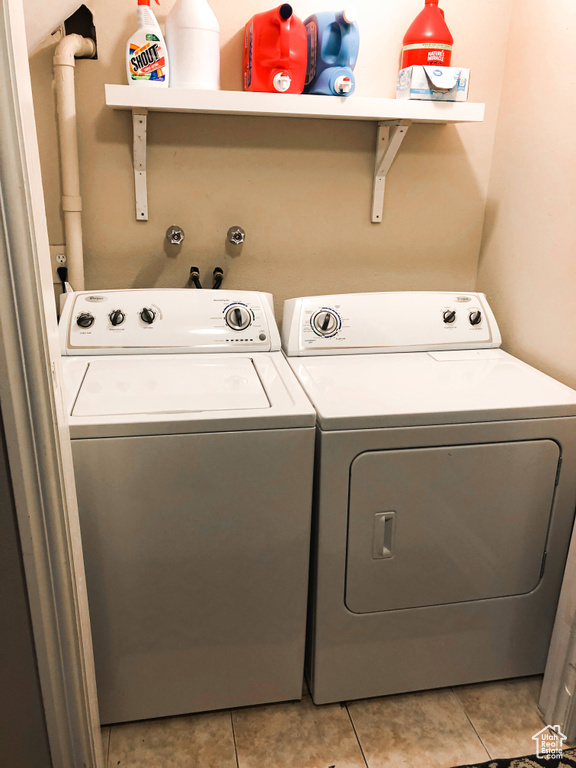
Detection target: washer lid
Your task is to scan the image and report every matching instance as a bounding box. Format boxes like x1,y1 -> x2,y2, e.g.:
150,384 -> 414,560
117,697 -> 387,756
73,357 -> 269,416
288,349 -> 576,430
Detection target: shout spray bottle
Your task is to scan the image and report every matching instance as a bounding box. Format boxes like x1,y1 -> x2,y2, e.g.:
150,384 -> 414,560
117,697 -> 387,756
127,0 -> 170,86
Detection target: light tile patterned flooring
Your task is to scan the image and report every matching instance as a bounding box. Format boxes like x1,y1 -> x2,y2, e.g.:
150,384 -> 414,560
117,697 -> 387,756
101,676 -> 556,768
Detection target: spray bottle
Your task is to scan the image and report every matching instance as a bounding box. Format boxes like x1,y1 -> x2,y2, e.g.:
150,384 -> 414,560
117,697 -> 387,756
401,0 -> 453,69
127,0 -> 170,87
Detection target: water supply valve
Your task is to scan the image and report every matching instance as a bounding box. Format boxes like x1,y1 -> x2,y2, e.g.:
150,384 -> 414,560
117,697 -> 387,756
166,225 -> 185,245
227,226 -> 246,246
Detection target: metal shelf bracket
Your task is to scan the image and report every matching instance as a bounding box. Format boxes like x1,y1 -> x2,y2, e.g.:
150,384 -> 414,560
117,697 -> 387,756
132,108 -> 148,221
372,119 -> 412,223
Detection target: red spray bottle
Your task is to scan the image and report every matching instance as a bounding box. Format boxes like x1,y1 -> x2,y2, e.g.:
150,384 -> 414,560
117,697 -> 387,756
243,4 -> 307,93
401,0 -> 453,69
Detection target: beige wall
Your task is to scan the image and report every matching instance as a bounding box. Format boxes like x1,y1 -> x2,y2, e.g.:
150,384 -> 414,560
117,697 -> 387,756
477,1 -> 576,388
30,0 -> 511,317
23,0 -> 82,51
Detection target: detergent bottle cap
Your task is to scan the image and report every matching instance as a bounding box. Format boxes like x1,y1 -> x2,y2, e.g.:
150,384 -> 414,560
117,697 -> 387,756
334,75 -> 353,94
342,6 -> 358,24
279,4 -> 293,20
138,0 -> 160,5
273,71 -> 292,92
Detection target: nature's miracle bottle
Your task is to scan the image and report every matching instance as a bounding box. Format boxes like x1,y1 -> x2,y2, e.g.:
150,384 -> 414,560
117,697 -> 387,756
401,0 -> 453,69
127,0 -> 170,87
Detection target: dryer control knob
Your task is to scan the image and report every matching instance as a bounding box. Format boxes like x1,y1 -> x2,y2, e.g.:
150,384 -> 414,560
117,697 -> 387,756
469,310 -> 482,326
443,310 -> 456,324
311,309 -> 339,336
109,309 -> 125,327
77,312 -> 95,329
140,308 -> 156,325
225,305 -> 251,332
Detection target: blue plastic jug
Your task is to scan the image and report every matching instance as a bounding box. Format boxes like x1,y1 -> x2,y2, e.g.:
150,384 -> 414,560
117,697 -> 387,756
304,8 -> 359,96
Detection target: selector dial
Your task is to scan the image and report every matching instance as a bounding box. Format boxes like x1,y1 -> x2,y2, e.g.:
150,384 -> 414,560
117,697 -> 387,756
76,312 -> 95,329
443,310 -> 456,324
140,308 -> 156,325
109,309 -> 125,327
225,305 -> 252,332
469,310 -> 482,326
311,309 -> 339,337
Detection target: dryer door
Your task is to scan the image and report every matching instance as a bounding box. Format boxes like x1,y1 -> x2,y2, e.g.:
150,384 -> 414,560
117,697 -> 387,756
345,440 -> 560,614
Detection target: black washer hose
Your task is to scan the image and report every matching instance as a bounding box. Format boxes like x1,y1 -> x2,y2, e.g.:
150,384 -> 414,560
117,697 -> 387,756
57,266 -> 68,294
189,266 -> 202,289
212,267 -> 224,290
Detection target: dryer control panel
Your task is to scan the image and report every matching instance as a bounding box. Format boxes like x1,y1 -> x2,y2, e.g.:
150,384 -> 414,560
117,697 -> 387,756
282,292 -> 502,356
61,290 -> 281,355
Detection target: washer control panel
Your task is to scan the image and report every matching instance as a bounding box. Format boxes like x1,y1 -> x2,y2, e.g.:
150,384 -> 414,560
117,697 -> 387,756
311,309 -> 341,337
282,292 -> 502,356
61,290 -> 280,355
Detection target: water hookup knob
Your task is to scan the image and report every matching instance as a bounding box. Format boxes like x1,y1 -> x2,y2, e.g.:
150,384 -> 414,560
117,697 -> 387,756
227,226 -> 246,246
166,225 -> 185,245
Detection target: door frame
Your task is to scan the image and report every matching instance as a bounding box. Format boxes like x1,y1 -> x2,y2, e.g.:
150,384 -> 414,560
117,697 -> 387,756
0,0 -> 103,765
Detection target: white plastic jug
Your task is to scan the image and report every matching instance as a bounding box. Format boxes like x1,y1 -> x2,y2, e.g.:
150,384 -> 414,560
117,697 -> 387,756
165,0 -> 220,89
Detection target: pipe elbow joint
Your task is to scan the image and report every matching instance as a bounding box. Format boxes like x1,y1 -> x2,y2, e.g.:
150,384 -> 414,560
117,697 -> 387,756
54,34 -> 96,68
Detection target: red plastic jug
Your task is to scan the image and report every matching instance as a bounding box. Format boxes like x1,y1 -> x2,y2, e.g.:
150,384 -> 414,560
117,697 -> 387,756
401,0 -> 453,69
243,4 -> 307,93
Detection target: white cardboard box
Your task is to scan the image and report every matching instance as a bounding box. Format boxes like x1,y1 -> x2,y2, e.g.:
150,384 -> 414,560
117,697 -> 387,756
396,65 -> 470,102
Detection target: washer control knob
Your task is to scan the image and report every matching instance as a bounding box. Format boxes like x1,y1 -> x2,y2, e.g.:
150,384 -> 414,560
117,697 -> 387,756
443,310 -> 456,324
76,312 -> 95,329
312,310 -> 339,336
225,305 -> 252,331
109,309 -> 125,327
469,310 -> 482,326
140,308 -> 156,325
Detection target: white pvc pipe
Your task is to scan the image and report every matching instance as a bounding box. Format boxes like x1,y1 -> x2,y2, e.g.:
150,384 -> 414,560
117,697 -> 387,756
53,34 -> 95,291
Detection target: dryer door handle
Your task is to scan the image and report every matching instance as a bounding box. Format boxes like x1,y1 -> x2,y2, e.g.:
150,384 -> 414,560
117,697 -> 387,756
372,511 -> 396,559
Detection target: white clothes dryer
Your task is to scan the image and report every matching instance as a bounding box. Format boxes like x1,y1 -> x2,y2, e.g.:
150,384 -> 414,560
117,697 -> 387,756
60,289 -> 315,723
282,291 -> 576,705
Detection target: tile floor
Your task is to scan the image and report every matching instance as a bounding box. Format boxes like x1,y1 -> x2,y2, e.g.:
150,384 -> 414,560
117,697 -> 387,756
101,676 -> 558,768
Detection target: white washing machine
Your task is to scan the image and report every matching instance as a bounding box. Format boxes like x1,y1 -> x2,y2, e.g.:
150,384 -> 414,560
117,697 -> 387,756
60,289 -> 316,724
282,291 -> 576,705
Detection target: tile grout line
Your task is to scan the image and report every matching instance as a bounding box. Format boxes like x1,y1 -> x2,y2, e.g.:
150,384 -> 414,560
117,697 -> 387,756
230,709 -> 240,768
451,687 -> 493,760
345,702 -> 370,768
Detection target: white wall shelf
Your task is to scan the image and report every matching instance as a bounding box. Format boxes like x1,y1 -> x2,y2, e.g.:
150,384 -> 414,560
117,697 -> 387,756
105,84 -> 485,222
